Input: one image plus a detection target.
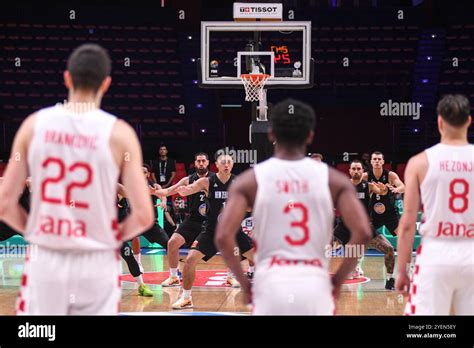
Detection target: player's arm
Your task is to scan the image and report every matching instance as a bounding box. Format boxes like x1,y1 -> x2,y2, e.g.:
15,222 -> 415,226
387,171 -> 405,194
395,153 -> 425,294
155,176 -> 189,197
215,169 -> 256,305
329,168 -> 372,298
0,114 -> 36,233
111,120 -> 155,241
176,177 -> 208,197
117,183 -> 127,198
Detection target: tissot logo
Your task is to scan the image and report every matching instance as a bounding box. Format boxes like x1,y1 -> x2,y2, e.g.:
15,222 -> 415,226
240,6 -> 278,13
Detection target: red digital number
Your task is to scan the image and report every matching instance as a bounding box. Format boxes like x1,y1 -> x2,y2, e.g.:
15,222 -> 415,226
282,54 -> 291,64
448,178 -> 469,213
41,157 -> 93,209
283,202 -> 309,246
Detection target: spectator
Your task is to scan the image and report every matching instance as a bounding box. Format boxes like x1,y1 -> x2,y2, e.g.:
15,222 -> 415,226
152,145 -> 176,188
361,152 -> 372,172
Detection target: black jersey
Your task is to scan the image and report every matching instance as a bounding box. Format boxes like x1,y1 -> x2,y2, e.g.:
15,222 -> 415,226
118,197 -> 129,223
206,173 -> 236,231
367,169 -> 397,217
355,180 -> 371,214
19,187 -> 31,212
187,171 -> 212,222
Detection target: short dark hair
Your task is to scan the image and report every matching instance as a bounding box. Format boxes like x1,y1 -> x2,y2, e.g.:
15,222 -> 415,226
195,152 -> 208,160
371,151 -> 384,160
311,153 -> 323,160
159,145 -> 167,150
142,163 -> 151,172
350,159 -> 363,166
67,44 -> 111,92
269,98 -> 315,146
436,94 -> 471,127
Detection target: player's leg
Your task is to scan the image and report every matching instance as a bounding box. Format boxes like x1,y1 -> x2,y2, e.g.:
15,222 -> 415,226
17,246 -> 70,315
367,234 -> 396,290
333,220 -> 362,279
383,212 -> 400,236
172,231 -> 217,309
171,249 -> 204,309
120,243 -> 153,297
162,220 -> 202,286
452,263 -> 474,315
253,268 -> 334,315
225,230 -> 254,288
70,250 -> 122,315
405,263 -> 453,315
131,237 -> 143,272
161,233 -> 185,286
142,224 -> 169,249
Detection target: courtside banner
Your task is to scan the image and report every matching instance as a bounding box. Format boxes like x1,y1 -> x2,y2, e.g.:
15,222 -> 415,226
233,2 -> 283,20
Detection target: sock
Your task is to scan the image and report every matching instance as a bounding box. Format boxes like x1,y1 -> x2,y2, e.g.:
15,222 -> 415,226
135,275 -> 144,285
248,266 -> 255,273
134,253 -> 141,263
182,289 -> 192,298
170,268 -> 178,277
387,273 -> 393,280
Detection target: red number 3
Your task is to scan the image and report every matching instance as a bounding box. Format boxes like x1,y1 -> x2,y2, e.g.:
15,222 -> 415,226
41,157 -> 93,209
448,178 -> 469,213
283,202 -> 309,246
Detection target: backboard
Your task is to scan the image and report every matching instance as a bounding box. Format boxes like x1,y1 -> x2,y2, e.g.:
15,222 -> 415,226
199,21 -> 313,89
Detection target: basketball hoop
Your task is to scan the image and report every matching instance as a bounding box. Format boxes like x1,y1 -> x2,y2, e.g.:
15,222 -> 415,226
240,74 -> 270,102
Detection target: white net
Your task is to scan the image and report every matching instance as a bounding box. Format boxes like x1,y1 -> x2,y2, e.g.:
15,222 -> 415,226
240,74 -> 270,102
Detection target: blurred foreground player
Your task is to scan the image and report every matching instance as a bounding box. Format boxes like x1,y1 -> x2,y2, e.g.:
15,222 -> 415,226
396,94 -> 474,315
215,99 -> 372,315
0,44 -> 154,315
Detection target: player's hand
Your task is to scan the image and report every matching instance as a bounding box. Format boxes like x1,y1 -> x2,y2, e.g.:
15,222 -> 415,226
373,182 -> 387,194
158,198 -> 167,211
368,182 -> 378,193
148,185 -> 157,195
386,184 -> 402,194
395,272 -> 410,294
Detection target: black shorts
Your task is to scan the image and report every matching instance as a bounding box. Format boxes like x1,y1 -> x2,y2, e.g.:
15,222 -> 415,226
174,218 -> 204,247
333,218 -> 378,245
372,211 -> 400,236
191,226 -> 253,262
0,222 -> 20,242
141,224 -> 169,249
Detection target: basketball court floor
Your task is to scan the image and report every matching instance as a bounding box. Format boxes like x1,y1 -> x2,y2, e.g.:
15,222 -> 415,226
0,249 -> 406,315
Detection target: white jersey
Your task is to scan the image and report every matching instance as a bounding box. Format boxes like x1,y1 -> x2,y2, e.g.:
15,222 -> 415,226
418,143 -> 474,265
25,105 -> 120,251
252,157 -> 334,272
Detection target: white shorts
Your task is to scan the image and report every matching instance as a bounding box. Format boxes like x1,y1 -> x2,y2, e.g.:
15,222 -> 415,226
252,267 -> 335,315
17,245 -> 122,315
405,243 -> 474,315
